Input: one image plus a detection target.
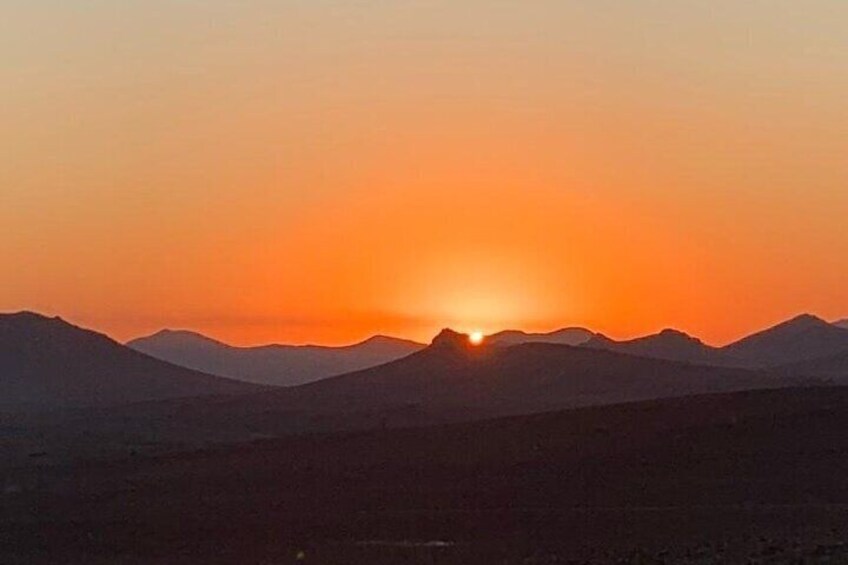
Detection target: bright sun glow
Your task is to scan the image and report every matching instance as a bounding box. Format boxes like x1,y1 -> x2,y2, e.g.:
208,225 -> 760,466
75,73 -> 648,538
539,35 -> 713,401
469,331 -> 485,346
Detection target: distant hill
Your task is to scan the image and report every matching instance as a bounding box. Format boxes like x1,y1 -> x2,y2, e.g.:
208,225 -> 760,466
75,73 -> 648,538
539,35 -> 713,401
128,329 -> 425,386
835,319 -> 848,330
0,312 -> 263,411
722,314 -> 848,367
583,328 -> 740,366
488,327 -> 594,347
583,315 -> 848,369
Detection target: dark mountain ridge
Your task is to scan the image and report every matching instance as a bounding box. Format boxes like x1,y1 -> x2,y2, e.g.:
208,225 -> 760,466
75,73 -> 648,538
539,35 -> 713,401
488,327 -> 595,347
128,314 -> 848,383
128,328 -> 425,386
2,327 -> 815,462
279,329 -> 804,420
584,328 -> 741,367
0,312 -> 263,411
587,314 -> 848,369
3,311 -> 842,427
722,313 -> 848,367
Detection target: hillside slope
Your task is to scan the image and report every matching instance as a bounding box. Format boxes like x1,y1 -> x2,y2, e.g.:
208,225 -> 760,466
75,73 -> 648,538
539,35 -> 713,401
0,312 -> 263,411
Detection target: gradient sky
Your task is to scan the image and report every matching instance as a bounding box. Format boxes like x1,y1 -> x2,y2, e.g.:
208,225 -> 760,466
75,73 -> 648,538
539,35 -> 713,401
2,1 -> 846,346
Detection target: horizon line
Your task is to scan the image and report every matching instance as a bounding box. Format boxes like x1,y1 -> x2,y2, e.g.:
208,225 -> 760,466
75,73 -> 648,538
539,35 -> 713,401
3,309 -> 846,351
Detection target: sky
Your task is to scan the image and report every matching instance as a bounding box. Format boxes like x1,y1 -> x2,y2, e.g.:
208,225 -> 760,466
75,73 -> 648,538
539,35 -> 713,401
2,1 -> 846,346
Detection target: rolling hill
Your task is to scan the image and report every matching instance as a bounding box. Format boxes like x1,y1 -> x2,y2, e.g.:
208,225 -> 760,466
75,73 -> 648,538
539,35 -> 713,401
487,327 -> 595,347
0,312 -> 264,411
128,329 -> 425,386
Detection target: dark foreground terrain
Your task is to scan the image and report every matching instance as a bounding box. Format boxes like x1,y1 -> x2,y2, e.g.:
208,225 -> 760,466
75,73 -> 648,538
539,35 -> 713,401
5,387 -> 848,563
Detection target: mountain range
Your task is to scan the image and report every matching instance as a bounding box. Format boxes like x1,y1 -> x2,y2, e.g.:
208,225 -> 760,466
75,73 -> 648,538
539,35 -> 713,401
129,314 -> 848,385
4,309 -> 848,562
275,328 -> 803,421
3,311 -> 848,421
127,326 -> 598,386
0,313 -> 823,448
128,329 -> 424,386
584,314 -> 848,370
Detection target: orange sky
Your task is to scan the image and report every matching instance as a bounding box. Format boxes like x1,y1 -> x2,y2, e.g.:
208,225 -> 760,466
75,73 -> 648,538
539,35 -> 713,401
2,2 -> 846,346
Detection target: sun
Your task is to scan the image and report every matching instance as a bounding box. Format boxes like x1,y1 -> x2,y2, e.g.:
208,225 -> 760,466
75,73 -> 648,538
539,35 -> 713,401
469,331 -> 485,346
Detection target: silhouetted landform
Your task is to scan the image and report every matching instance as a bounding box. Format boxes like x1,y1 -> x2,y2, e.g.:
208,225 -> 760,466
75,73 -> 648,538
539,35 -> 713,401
3,314 -> 848,562
587,314 -> 848,369
1,328 -> 817,466
285,328 -> 801,418
584,328 -> 741,366
126,315 -> 848,385
487,327 -> 595,347
0,312 -> 264,411
722,314 -> 848,367
835,318 -> 848,330
7,387 -> 848,563
128,329 -> 425,386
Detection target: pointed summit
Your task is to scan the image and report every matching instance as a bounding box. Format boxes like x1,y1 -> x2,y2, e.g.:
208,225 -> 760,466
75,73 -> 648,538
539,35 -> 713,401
723,313 -> 848,367
778,313 -> 830,329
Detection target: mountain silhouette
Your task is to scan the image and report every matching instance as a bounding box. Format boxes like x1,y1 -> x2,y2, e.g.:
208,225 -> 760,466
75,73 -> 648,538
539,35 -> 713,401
722,314 -> 848,367
583,328 -> 740,366
126,317 -> 848,385
3,312 -> 838,424
278,329 -> 804,420
128,329 -> 425,386
836,319 -> 848,330
0,317 -> 843,563
0,322 -> 826,462
488,327 -> 595,347
0,312 -> 263,411
583,315 -> 848,369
